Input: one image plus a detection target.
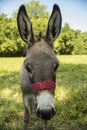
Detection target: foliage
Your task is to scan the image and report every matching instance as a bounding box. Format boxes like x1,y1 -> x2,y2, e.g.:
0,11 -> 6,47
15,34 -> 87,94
25,0 -> 49,37
0,0 -> 49,57
0,1 -> 87,57
0,56 -> 87,130
13,0 -> 49,38
0,15 -> 25,57
54,23 -> 87,55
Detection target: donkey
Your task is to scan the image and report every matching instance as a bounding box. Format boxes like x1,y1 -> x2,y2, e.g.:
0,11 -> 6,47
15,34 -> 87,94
17,4 -> 62,130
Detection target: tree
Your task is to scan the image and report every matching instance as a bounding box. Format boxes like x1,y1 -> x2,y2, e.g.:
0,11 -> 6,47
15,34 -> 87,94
0,15 -> 26,57
0,1 -> 87,57
72,32 -> 87,54
25,0 -> 49,37
54,23 -> 87,55
55,23 -> 74,54
0,0 -> 49,57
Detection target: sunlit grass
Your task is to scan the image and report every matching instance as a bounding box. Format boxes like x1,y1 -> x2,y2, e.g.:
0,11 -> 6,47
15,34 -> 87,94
1,88 -> 12,98
58,55 -> 87,64
55,87 -> 68,101
0,57 -> 23,73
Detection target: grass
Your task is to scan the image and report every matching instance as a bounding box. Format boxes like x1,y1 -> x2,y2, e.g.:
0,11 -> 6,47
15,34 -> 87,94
0,55 -> 87,130
55,55 -> 87,130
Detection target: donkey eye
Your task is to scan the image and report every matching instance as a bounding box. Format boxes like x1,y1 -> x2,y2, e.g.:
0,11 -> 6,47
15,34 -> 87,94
25,65 -> 32,73
54,63 -> 59,71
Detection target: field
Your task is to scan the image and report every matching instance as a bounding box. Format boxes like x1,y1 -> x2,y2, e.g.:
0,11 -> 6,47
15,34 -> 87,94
0,55 -> 87,130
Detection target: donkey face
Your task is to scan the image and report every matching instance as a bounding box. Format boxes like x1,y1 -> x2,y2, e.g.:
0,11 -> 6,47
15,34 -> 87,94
24,39 -> 59,120
17,3 -> 62,127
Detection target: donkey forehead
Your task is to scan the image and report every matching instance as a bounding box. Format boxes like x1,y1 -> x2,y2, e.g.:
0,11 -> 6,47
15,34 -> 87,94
25,39 -> 58,65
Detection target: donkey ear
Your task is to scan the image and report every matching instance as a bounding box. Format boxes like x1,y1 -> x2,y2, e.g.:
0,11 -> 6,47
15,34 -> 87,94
17,5 -> 34,46
46,4 -> 62,47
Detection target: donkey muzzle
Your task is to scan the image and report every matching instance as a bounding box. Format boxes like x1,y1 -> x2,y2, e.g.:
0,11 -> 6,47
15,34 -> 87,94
31,80 -> 56,120
37,107 -> 56,120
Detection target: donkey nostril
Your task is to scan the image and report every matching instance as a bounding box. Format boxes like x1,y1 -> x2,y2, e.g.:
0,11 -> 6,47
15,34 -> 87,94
36,108 -> 56,120
52,107 -> 56,116
36,108 -> 41,117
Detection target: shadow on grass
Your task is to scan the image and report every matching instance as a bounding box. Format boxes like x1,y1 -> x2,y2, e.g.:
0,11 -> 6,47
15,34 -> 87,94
57,63 -> 87,87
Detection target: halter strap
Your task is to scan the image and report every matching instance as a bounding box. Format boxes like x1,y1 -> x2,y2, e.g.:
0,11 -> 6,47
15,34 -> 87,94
31,80 -> 56,92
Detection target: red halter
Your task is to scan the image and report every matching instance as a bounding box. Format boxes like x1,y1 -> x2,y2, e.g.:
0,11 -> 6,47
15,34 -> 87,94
31,80 -> 56,92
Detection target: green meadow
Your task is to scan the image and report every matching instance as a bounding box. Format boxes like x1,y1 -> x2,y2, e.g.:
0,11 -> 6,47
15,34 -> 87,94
0,55 -> 87,130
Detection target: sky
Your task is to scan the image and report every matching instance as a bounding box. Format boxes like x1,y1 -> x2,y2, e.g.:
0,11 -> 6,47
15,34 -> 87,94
0,0 -> 87,32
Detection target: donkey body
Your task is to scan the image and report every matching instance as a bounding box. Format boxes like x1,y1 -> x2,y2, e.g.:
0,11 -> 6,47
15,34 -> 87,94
17,4 -> 62,130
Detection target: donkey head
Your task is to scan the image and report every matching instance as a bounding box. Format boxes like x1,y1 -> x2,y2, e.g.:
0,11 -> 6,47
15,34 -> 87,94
17,4 -> 62,121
